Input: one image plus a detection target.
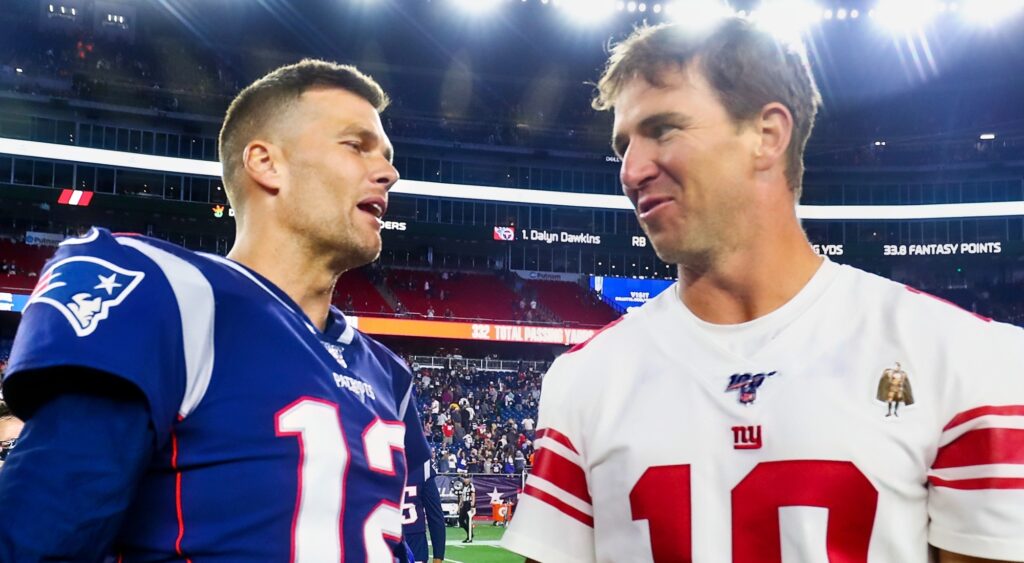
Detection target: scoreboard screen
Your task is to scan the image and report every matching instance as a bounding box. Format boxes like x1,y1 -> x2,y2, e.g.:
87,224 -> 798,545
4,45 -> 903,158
590,276 -> 674,313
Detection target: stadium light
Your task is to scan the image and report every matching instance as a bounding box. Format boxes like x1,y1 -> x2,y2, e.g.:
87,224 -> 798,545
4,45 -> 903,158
558,0 -> 616,24
873,0 -> 941,32
979,133 -> 996,140
450,0 -> 502,15
752,0 -> 823,45
666,0 -> 732,31
961,0 -> 1024,25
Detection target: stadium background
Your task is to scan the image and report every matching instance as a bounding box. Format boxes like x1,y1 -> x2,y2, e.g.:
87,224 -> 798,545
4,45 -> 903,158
1,0 -> 1023,560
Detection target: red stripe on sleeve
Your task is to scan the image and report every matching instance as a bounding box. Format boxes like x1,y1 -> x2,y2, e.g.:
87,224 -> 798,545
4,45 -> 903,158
942,405 -> 1024,432
57,189 -> 73,204
523,484 -> 594,528
170,430 -> 193,563
904,286 -> 992,322
536,428 -> 579,454
77,191 -> 94,206
929,476 -> 1024,490
567,317 -> 624,354
531,447 -> 591,503
933,428 -> 1024,469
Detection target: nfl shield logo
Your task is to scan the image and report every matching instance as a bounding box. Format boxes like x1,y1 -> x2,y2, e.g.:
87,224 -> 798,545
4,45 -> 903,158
29,256 -> 145,337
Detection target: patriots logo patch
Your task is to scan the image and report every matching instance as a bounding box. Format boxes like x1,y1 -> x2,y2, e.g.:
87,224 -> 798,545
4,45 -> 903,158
28,257 -> 145,337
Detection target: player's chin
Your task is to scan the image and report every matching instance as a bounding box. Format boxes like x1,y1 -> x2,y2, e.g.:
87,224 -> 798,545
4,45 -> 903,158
351,236 -> 382,266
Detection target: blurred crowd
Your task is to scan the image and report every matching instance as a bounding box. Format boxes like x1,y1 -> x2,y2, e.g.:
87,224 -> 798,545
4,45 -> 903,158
410,356 -> 546,475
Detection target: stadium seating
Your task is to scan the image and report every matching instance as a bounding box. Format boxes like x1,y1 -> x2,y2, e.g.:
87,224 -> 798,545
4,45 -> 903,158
0,241 -> 51,292
334,268 -> 392,316
524,279 -> 620,327
386,269 -> 534,323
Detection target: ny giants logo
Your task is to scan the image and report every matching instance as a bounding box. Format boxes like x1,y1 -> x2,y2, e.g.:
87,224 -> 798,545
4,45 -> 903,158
732,425 -> 763,450
725,371 -> 777,405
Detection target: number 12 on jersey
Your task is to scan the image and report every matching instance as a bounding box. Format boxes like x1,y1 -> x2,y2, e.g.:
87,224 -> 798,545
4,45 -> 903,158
276,397 -> 406,563
630,460 -> 878,562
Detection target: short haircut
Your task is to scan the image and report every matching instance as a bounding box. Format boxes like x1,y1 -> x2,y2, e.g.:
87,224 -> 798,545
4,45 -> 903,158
594,19 -> 822,195
218,59 -> 390,203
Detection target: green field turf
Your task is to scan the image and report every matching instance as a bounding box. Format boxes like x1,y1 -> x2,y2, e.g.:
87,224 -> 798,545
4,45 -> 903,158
438,523 -> 521,563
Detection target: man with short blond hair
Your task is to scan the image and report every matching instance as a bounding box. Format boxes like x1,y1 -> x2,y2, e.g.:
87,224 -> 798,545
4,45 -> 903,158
503,18 -> 1024,563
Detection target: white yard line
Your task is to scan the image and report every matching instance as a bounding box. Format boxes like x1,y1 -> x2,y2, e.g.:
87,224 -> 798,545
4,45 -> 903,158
445,539 -> 503,547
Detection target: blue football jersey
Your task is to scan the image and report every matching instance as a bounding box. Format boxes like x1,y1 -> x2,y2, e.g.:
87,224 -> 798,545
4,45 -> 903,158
4,228 -> 430,562
401,462 -> 446,562
402,462 -> 435,536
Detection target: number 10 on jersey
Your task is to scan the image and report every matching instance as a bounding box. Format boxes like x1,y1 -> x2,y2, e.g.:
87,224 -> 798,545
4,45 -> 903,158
630,460 -> 878,562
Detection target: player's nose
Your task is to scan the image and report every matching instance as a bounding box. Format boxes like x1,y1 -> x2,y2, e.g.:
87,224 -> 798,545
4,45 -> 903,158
370,155 -> 399,191
620,141 -> 659,197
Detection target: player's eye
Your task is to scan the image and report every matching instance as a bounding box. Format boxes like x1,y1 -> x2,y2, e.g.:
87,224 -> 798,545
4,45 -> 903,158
652,124 -> 677,139
341,140 -> 362,152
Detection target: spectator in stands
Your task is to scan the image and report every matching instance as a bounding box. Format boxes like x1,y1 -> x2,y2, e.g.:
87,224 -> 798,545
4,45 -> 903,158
441,421 -> 453,447
514,449 -> 527,473
0,402 -> 23,467
437,449 -> 451,473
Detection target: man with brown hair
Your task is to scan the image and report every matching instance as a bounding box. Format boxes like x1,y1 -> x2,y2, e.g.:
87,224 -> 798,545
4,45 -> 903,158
0,59 -> 430,561
502,18 -> 1024,563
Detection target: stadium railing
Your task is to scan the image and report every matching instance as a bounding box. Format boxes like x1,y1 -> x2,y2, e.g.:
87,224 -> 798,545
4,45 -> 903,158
409,355 -> 549,374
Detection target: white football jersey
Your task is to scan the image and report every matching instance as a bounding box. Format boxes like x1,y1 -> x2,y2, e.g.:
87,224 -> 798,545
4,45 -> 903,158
502,260 -> 1024,562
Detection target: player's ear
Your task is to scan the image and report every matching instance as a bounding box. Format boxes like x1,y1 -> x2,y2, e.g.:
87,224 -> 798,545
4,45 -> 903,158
241,139 -> 285,195
752,102 -> 793,176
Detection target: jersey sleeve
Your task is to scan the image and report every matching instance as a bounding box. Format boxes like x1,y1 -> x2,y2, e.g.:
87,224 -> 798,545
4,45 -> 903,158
926,321 -> 1024,560
2,229 -> 191,445
0,390 -> 155,560
501,356 -> 595,563
392,355 -> 432,483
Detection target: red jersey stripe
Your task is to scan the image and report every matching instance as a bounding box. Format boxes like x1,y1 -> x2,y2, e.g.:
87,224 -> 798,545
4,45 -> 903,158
531,447 -> 591,503
57,189 -> 73,204
929,476 -> 1024,490
942,405 -> 1024,432
567,316 -> 625,354
170,429 -> 192,562
536,428 -> 579,455
78,191 -> 94,206
904,286 -> 992,322
523,484 -> 594,528
933,428 -> 1024,469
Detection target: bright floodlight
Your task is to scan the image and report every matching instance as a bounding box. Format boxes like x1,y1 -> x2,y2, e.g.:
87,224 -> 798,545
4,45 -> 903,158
560,0 -> 616,24
451,0 -> 502,14
961,0 -> 1024,25
874,0 -> 941,32
754,0 -> 823,44
667,0 -> 732,31
980,133 -> 997,140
